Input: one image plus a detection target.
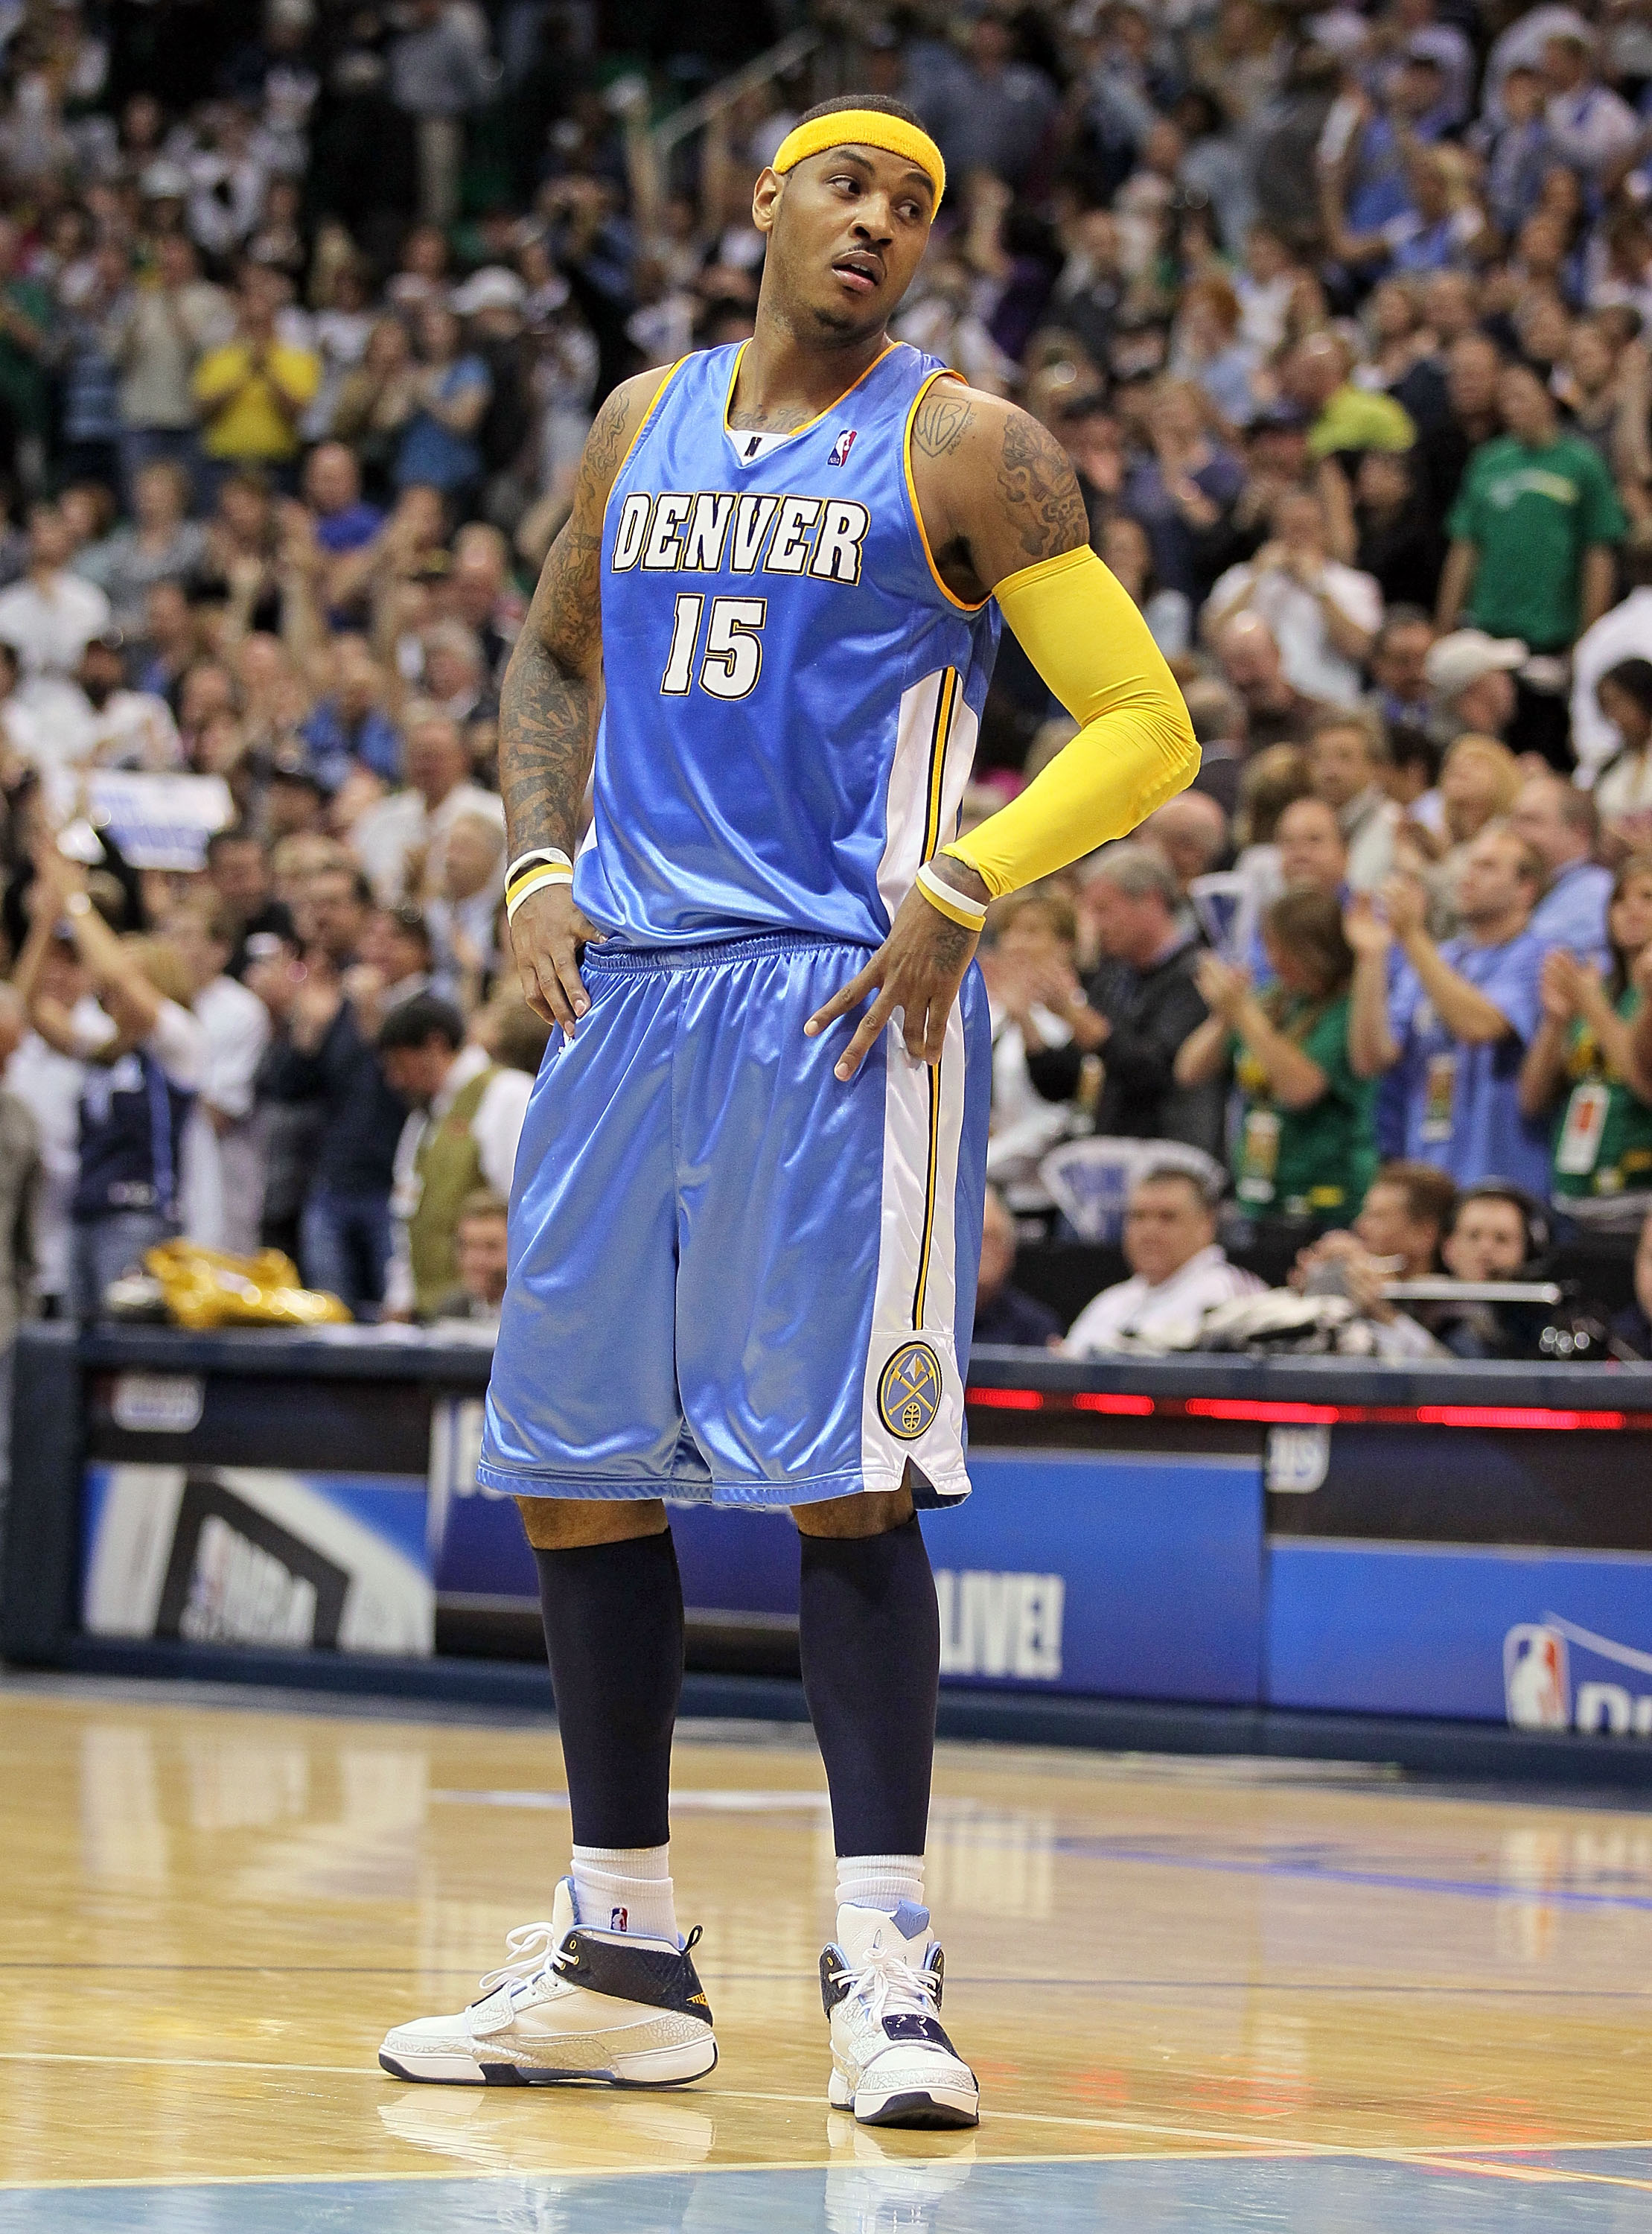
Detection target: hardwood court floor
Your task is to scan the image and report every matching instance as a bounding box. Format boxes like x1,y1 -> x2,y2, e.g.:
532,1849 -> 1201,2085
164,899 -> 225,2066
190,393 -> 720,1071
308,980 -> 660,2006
3,1678 -> 1652,2230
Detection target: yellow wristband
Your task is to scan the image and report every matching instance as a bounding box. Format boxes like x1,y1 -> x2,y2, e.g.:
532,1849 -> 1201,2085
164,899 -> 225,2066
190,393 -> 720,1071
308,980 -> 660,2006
504,862 -> 573,921
915,862 -> 987,931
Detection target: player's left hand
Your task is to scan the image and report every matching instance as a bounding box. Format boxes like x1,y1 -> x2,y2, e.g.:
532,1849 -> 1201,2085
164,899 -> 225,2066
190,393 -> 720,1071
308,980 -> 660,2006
805,881 -> 982,1080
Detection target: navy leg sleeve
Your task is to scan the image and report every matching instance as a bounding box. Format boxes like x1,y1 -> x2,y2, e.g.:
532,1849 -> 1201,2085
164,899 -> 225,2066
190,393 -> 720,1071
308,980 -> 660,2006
798,1515 -> 940,1857
533,1530 -> 683,1850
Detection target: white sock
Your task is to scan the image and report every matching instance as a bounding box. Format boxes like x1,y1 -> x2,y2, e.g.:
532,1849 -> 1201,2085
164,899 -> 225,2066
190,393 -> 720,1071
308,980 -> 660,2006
571,1844 -> 680,1944
836,1853 -> 925,1917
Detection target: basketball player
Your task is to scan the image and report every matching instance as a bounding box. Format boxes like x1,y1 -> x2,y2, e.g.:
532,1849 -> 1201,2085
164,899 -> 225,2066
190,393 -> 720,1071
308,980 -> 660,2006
379,98 -> 1197,2126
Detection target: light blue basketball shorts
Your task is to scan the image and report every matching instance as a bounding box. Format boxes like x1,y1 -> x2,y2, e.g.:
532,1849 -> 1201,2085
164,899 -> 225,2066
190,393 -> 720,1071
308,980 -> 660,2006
479,932 -> 991,1509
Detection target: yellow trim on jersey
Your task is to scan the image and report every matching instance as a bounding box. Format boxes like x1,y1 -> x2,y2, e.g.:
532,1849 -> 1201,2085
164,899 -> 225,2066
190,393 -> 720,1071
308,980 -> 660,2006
721,338 -> 899,459
771,112 -> 946,212
920,666 -> 958,864
610,356 -> 690,489
903,369 -> 990,616
945,545 -> 1200,900
912,1064 -> 941,1328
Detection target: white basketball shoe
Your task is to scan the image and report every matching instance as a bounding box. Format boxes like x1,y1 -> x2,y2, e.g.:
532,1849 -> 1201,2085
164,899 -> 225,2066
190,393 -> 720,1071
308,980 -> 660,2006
820,1902 -> 979,2129
378,1877 -> 716,2089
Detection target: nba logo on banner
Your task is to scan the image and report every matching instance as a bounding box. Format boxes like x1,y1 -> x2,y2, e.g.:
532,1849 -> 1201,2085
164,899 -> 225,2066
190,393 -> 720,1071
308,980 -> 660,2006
1504,1624 -> 1569,1728
828,428 -> 857,468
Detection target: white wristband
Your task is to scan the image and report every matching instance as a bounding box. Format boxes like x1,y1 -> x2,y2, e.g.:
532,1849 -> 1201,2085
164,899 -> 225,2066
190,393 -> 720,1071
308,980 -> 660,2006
506,845 -> 573,888
505,862 -> 573,921
916,861 -> 989,925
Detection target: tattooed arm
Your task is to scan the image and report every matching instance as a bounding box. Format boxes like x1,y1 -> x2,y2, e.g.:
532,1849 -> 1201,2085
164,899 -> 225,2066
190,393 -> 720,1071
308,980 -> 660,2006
908,383 -> 1091,608
503,368 -> 667,1031
809,384 -> 1196,1078
806,390 -> 1089,1078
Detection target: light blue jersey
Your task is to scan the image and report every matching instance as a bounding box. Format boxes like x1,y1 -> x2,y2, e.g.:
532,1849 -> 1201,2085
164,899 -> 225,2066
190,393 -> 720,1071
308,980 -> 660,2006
484,341 -> 999,1509
577,340 -> 1001,949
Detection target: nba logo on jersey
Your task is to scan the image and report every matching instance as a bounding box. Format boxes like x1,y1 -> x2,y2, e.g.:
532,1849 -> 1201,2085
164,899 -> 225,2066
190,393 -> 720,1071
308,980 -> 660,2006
611,1906 -> 629,1932
828,427 -> 857,468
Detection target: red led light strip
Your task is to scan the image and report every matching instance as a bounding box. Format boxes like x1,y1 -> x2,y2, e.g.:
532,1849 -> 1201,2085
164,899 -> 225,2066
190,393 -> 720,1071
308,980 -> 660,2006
966,1387 -> 1647,1432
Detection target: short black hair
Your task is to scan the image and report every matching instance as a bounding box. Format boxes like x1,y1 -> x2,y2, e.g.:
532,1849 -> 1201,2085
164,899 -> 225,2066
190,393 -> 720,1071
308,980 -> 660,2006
1601,657 -> 1652,719
1451,1181 -> 1549,1261
378,993 -> 465,1054
793,93 -> 929,135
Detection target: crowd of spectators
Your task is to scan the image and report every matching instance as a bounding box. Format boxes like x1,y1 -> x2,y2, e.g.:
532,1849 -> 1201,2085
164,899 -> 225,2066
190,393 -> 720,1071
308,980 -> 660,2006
0,1 -> 1645,1370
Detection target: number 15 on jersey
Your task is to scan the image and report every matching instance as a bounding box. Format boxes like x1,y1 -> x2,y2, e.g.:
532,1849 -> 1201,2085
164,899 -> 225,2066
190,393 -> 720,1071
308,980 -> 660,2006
660,594 -> 767,701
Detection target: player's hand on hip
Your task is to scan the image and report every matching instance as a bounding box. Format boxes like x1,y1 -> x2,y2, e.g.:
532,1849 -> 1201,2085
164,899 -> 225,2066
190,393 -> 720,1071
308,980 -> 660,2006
806,881 -> 981,1081
511,882 -> 603,1034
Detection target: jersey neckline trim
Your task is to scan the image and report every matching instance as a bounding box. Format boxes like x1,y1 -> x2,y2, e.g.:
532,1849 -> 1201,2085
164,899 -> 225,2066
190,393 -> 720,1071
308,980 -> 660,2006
721,337 -> 901,467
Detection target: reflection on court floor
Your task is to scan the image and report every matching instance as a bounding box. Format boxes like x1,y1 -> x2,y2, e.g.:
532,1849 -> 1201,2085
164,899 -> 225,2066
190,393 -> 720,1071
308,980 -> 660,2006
4,1681 -> 1652,2233
7,2151 -> 1652,2232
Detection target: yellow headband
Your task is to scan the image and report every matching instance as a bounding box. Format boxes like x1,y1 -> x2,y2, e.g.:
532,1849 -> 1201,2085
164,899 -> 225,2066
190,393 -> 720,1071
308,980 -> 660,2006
771,110 -> 945,215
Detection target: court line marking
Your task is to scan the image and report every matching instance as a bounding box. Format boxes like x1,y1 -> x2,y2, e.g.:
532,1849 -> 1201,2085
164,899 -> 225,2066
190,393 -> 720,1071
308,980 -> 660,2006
1049,1836 -> 1652,1915
0,1967 -> 1626,2010
7,2139 -> 1652,2197
1,1963 -> 1645,2002
6,2049 -> 1651,2162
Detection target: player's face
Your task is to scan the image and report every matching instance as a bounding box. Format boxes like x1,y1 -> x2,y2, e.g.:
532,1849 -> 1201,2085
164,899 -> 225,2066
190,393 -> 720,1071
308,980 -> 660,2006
759,144 -> 935,341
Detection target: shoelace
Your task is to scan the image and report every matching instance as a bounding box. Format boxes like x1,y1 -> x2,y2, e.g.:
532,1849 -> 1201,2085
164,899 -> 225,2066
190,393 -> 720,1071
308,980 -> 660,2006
838,1943 -> 939,2030
475,1920 -> 571,1999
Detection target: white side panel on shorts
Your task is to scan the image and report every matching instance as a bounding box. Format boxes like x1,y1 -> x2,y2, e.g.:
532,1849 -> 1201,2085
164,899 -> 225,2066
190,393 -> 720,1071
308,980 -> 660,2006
876,668 -> 981,932
858,1001 -> 971,1500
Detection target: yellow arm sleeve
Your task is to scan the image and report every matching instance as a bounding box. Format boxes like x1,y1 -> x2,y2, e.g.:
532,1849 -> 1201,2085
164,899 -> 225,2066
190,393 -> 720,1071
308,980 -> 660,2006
944,545 -> 1200,899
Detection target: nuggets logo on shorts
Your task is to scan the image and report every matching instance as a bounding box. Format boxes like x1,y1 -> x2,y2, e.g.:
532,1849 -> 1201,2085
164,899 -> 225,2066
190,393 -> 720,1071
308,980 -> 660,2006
878,1341 -> 943,1440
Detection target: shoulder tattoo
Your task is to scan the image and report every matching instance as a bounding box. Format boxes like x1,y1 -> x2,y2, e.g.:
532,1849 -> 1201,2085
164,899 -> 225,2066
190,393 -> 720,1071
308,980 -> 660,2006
996,410 -> 1091,564
912,386 -> 975,459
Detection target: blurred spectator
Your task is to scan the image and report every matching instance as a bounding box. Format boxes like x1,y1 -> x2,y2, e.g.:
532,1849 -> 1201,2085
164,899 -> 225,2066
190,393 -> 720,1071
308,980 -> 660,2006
1024,844 -> 1222,1159
20,848 -> 200,1320
75,462 -> 206,637
1179,676 -> 1245,815
983,887 -> 1085,1205
1178,888 -> 1376,1226
972,1183 -> 1061,1349
1571,538 -> 1652,779
428,1186 -> 511,1328
191,267 -> 321,483
0,978 -> 34,1486
395,307 -> 490,504
1589,661 -> 1652,854
205,826 -> 292,980
1510,774 -> 1613,967
1347,830 -> 1550,1194
1367,607 -> 1437,735
1423,628 -> 1522,745
1062,1165 -> 1261,1356
1307,710 -> 1400,890
1427,1183 -> 1556,1358
389,0 -> 493,228
168,898 -> 270,1258
106,232 -> 230,497
1216,611 -> 1335,748
1519,854 -> 1652,1226
254,866 -> 406,1315
354,708 -> 499,904
1207,486 -> 1382,706
1440,359 -> 1624,766
377,994 -> 529,1321
1611,1205 -> 1652,1357
0,505 -> 109,717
